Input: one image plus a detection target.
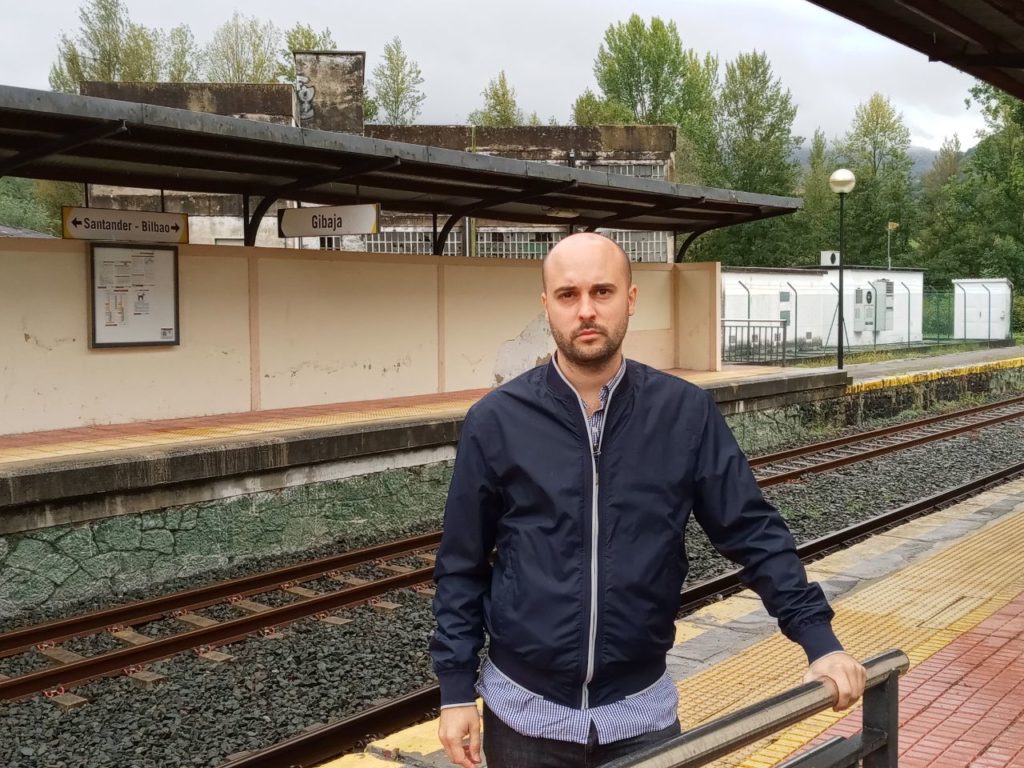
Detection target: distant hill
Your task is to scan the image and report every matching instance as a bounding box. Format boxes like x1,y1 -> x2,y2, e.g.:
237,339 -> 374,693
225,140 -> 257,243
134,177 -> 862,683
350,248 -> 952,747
791,145 -> 938,177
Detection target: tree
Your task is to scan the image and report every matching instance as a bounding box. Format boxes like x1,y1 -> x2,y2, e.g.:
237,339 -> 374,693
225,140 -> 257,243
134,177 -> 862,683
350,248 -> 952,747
916,86 -> 1024,289
717,51 -> 801,195
834,93 -> 915,266
204,12 -> 280,84
593,14 -> 689,124
276,23 -> 335,83
49,0 -> 163,91
369,37 -> 426,125
571,89 -> 632,126
468,71 -> 525,127
164,24 -> 201,82
579,16 -> 720,183
700,51 -> 803,266
791,128 -> 838,260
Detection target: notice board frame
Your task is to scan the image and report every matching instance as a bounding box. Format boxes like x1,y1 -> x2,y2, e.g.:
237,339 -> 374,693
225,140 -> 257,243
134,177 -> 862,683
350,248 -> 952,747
89,242 -> 180,348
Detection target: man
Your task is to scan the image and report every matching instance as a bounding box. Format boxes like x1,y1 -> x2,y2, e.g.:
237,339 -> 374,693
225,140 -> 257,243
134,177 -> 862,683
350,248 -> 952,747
431,233 -> 865,768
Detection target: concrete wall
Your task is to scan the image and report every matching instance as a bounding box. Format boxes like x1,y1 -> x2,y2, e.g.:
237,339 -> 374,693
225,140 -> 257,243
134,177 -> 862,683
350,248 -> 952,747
293,51 -> 366,133
675,262 -> 721,371
0,238 -> 719,433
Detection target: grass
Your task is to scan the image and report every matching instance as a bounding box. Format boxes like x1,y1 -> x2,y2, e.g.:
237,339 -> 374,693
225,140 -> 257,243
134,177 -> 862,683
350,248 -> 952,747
788,340 -> 1018,368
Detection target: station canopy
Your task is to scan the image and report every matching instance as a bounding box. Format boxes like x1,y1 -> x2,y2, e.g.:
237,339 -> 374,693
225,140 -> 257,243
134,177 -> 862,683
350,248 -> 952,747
0,85 -> 800,246
806,0 -> 1024,101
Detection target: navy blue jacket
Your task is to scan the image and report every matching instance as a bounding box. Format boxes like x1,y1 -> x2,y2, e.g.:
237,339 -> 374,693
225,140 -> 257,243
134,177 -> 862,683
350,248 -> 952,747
430,359 -> 841,709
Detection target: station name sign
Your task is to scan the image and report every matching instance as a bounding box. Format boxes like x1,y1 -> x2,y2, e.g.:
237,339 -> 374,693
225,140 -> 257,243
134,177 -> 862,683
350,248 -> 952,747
62,207 -> 189,244
277,203 -> 380,238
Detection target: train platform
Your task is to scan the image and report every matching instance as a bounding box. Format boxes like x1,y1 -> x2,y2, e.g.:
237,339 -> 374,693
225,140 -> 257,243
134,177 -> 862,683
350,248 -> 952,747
324,474 -> 1024,768
0,363 -> 845,469
3,345 -> 1022,470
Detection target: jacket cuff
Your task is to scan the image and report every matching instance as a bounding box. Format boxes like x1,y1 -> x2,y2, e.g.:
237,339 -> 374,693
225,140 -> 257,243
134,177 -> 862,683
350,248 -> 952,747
437,669 -> 478,706
794,622 -> 843,664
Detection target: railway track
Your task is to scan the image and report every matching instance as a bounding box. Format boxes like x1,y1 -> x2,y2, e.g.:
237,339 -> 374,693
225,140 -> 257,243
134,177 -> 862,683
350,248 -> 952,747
219,460 -> 1024,768
751,394 -> 1024,485
2,395 -> 1023,755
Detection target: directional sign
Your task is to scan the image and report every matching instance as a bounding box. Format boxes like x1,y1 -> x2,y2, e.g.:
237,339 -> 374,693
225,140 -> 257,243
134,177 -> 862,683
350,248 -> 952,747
277,203 -> 380,238
62,207 -> 189,244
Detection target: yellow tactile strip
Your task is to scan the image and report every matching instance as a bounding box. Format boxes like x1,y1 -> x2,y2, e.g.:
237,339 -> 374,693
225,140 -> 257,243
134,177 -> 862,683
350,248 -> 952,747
0,402 -> 474,465
326,478 -> 1024,768
690,479 -> 1024,767
846,356 -> 1024,394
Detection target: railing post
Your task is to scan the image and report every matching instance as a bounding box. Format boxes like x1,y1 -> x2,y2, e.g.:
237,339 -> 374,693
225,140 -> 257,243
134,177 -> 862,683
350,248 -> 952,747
861,668 -> 900,768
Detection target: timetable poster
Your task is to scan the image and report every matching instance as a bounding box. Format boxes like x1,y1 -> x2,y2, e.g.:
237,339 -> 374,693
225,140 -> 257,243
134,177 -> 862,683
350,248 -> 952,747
90,244 -> 179,347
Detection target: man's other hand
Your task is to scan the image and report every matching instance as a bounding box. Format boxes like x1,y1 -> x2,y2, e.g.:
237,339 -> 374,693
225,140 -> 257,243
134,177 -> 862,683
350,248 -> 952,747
803,652 -> 867,711
438,704 -> 482,767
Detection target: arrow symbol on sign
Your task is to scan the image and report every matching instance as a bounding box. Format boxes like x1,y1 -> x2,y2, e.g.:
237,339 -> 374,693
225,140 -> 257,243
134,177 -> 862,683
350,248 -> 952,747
72,218 -> 82,227
172,223 -> 180,232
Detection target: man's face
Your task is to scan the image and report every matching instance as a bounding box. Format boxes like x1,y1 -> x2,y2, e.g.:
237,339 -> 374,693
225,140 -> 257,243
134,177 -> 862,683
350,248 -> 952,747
541,236 -> 637,368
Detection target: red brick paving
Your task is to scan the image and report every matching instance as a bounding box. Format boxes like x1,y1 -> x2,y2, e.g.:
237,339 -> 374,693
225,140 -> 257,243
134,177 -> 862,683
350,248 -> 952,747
790,591 -> 1024,766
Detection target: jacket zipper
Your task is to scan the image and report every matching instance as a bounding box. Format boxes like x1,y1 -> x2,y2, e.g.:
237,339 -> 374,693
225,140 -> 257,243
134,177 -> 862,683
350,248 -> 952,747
577,380 -> 617,710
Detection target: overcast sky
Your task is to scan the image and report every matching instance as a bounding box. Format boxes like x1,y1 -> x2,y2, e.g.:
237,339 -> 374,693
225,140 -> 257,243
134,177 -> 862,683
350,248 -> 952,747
4,0 -> 989,151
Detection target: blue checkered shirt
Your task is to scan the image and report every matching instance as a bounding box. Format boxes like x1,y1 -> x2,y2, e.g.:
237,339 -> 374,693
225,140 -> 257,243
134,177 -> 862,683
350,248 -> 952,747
470,356 -> 678,744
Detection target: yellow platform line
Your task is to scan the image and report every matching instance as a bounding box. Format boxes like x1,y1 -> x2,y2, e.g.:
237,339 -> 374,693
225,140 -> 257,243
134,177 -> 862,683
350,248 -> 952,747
686,481 -> 1024,767
847,356 -> 1024,394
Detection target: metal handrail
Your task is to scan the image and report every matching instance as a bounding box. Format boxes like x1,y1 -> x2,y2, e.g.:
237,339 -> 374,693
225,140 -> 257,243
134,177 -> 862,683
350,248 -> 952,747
606,650 -> 909,768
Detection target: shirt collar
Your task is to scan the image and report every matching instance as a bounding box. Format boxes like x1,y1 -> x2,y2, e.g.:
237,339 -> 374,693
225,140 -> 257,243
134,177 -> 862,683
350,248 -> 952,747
552,353 -> 626,407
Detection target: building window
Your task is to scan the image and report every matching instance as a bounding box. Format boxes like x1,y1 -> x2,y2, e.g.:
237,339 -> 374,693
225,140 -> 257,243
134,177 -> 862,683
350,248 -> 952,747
780,290 -> 791,302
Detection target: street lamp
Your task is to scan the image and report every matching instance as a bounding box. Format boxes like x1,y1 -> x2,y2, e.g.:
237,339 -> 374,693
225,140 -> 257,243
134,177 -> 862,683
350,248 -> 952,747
887,221 -> 899,270
829,168 -> 856,370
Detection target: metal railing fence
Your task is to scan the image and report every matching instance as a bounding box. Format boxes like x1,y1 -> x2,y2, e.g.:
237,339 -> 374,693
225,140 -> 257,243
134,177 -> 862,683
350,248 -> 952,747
722,319 -> 788,365
606,650 -> 909,768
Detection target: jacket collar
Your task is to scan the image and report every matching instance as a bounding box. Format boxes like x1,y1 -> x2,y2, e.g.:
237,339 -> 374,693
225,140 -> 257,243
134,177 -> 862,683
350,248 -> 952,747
545,353 -> 632,405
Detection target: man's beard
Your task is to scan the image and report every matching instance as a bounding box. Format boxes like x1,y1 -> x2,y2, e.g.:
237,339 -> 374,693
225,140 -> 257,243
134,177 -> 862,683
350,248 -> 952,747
550,316 -> 628,368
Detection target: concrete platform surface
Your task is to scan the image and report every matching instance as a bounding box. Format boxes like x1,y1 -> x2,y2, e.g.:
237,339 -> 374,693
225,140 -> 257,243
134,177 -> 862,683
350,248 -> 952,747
0,364 -> 843,469
322,476 -> 1024,768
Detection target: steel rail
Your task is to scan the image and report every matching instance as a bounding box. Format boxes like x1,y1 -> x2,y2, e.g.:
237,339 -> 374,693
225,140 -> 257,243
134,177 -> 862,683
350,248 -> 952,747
0,567 -> 434,700
679,460 -> 1024,612
755,400 -> 1024,487
214,463 -> 1024,768
0,530 -> 441,658
218,686 -> 441,768
7,395 -> 1020,658
749,394 -> 1024,467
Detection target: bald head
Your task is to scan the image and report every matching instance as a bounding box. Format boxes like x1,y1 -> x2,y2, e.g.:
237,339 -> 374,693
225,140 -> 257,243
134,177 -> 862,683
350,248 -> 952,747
542,233 -> 632,291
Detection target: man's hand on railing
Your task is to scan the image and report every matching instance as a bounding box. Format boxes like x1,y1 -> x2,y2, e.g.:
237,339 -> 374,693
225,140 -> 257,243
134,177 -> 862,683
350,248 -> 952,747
803,651 -> 867,711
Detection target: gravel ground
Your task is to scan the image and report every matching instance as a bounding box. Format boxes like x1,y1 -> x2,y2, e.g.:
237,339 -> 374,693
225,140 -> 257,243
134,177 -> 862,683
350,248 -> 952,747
2,416 -> 1022,767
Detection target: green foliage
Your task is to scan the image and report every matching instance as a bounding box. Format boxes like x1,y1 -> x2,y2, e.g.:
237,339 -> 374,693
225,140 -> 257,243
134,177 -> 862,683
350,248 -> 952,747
697,52 -> 802,266
571,88 -> 633,126
165,24 -> 200,82
580,15 -> 719,183
369,37 -> 426,125
468,71 -> 525,127
276,23 -> 335,83
916,85 -> 1024,289
203,12 -> 280,83
0,178 -> 57,235
833,93 -> 916,266
593,14 -> 688,124
49,0 -> 165,91
717,51 -> 800,194
1013,294 -> 1024,334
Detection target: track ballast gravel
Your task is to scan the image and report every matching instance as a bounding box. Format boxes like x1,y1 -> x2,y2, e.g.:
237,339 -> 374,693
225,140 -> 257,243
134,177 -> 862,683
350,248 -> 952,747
2,418 -> 1022,768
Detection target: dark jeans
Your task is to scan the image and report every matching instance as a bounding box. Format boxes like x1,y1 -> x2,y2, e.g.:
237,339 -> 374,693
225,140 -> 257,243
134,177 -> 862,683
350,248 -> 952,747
483,705 -> 681,768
